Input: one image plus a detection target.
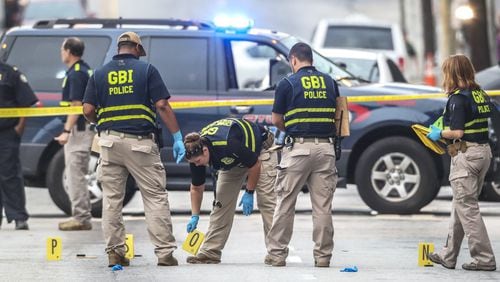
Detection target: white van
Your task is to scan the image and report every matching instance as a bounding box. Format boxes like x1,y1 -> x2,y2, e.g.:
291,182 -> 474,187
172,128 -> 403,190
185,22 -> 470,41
311,19 -> 409,75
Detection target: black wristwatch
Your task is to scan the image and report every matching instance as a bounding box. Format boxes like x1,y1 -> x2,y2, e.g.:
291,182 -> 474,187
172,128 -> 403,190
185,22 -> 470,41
63,129 -> 71,134
245,188 -> 255,194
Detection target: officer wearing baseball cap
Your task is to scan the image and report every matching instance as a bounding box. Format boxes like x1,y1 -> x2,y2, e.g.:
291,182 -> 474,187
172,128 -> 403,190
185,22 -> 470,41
83,31 -> 185,267
117,31 -> 146,56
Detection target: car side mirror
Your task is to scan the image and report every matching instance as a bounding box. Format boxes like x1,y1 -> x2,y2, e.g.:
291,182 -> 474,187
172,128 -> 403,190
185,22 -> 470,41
269,58 -> 290,87
335,61 -> 347,70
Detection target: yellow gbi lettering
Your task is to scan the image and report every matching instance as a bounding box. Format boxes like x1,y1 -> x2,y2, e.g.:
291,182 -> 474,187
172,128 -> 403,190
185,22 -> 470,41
201,126 -> 218,136
300,75 -> 326,89
108,70 -> 134,95
108,70 -> 134,85
471,90 -> 486,104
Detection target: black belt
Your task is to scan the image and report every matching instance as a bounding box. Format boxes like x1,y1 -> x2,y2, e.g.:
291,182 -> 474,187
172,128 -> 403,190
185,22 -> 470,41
104,130 -> 154,140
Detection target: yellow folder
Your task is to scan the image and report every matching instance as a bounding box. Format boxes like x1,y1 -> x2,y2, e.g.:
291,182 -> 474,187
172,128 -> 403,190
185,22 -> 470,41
411,124 -> 446,155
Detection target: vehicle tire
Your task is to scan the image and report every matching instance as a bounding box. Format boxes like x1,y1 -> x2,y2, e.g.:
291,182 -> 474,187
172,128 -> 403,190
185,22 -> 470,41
480,181 -> 500,201
355,137 -> 439,214
46,149 -> 137,217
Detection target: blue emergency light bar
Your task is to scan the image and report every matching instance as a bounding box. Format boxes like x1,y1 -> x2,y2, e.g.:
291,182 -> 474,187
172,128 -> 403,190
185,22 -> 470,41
213,15 -> 253,32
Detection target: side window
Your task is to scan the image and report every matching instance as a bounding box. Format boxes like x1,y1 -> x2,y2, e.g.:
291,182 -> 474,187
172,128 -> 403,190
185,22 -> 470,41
5,36 -> 110,92
148,37 -> 208,91
386,59 -> 407,83
368,62 -> 380,83
229,40 -> 283,90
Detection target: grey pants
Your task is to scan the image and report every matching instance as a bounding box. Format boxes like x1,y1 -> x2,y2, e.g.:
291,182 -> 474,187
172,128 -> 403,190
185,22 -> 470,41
266,141 -> 337,264
198,148 -> 278,260
439,143 -> 496,267
97,132 -> 177,259
64,125 -> 94,223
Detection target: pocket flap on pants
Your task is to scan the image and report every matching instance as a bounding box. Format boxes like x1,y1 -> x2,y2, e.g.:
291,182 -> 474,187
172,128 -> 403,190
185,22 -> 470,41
98,139 -> 114,148
449,169 -> 468,181
259,152 -> 271,161
289,148 -> 310,157
131,144 -> 152,154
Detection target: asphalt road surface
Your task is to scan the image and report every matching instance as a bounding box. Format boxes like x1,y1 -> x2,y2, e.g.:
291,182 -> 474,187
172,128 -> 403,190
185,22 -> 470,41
0,186 -> 499,281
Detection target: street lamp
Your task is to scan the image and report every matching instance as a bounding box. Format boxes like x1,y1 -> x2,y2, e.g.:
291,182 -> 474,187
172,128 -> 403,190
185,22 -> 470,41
455,4 -> 474,21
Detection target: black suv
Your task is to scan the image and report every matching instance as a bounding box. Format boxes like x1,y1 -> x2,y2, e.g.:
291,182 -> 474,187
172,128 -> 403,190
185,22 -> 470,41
1,18 -> 498,215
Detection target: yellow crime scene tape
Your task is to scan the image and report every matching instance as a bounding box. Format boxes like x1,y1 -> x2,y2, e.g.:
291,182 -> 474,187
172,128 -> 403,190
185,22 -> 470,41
1,90 -> 499,118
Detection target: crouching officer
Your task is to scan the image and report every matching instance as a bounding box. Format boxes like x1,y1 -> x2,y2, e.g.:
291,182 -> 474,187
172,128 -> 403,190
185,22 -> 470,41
266,42 -> 339,267
427,55 -> 496,271
83,32 -> 185,267
184,118 -> 277,264
0,62 -> 38,230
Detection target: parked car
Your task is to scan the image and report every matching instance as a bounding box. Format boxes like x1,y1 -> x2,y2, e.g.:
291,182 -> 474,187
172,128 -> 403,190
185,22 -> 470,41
1,18 -> 498,216
475,64 -> 500,201
311,19 -> 409,76
318,48 -> 407,83
476,63 -> 500,104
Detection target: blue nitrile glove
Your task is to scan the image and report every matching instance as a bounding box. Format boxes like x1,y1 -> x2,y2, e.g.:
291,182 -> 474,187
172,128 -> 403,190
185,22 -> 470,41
426,125 -> 442,141
238,190 -> 254,216
172,130 -> 186,164
186,215 -> 199,233
340,266 -> 358,272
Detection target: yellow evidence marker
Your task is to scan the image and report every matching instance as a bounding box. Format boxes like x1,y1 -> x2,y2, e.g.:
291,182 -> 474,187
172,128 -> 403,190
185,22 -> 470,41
125,234 -> 134,260
418,242 -> 435,266
182,230 -> 205,256
46,237 -> 62,261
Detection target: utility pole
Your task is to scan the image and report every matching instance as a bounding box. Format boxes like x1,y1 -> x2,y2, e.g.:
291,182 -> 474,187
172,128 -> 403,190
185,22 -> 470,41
422,0 -> 436,57
463,0 -> 491,71
399,0 -> 406,32
439,0 -> 454,59
0,0 -> 4,30
485,0 -> 497,65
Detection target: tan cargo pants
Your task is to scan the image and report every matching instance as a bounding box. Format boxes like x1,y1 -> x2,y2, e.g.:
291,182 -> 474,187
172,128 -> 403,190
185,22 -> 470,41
198,147 -> 278,260
439,143 -> 496,267
97,131 -> 176,259
64,125 -> 94,224
266,141 -> 337,264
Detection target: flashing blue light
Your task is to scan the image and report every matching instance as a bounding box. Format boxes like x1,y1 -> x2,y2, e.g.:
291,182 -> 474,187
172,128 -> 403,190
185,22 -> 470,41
213,15 -> 253,32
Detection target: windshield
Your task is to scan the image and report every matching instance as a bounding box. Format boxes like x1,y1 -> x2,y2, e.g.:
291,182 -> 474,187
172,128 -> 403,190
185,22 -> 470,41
325,26 -> 394,50
329,57 -> 378,82
24,1 -> 86,20
280,36 -> 360,85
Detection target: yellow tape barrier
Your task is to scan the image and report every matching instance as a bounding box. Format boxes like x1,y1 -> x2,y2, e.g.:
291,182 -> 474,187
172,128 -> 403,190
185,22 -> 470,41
1,90 -> 499,118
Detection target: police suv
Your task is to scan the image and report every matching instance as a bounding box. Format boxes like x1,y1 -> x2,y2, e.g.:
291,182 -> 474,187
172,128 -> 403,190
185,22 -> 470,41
1,18 -> 498,215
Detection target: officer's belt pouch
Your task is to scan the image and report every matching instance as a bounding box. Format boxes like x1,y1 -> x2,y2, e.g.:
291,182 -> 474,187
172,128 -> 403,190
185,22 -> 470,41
446,141 -> 467,157
98,139 -> 114,148
76,117 -> 86,131
262,133 -> 274,150
449,169 -> 468,182
131,144 -> 152,154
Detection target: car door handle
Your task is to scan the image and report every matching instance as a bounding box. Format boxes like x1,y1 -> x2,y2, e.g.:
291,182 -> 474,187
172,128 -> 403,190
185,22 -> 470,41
230,105 -> 254,114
